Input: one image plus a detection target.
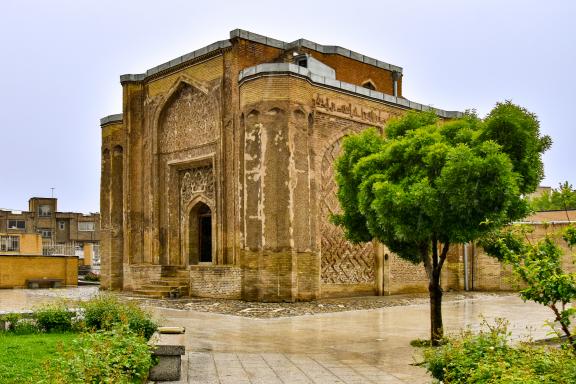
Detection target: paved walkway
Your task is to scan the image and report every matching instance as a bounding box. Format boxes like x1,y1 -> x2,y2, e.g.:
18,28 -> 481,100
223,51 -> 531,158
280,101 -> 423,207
151,296 -> 554,384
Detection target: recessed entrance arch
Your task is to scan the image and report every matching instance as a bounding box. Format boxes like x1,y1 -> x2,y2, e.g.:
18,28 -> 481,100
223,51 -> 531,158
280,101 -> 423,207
187,201 -> 213,265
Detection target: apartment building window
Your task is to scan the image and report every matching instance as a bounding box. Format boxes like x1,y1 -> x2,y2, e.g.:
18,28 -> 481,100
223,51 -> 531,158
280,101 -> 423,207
40,229 -> 52,238
78,222 -> 95,232
58,221 -> 66,230
7,220 -> 25,230
0,235 -> 19,252
38,205 -> 52,217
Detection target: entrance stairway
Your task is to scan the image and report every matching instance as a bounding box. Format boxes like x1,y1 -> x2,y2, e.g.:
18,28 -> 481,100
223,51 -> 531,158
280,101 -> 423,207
132,267 -> 189,299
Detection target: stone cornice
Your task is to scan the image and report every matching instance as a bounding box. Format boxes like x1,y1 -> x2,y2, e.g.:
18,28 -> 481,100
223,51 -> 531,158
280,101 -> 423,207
229,29 -> 403,74
119,40 -> 232,84
100,114 -> 123,127
238,64 -> 462,119
119,29 -> 404,85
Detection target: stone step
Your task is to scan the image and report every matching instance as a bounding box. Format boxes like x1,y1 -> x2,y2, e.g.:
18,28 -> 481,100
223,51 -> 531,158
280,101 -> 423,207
131,289 -> 167,299
140,283 -> 189,291
139,285 -> 174,292
149,279 -> 188,287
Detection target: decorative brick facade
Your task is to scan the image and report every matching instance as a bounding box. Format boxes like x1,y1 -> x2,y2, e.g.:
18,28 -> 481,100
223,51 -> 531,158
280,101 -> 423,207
100,29 -> 466,301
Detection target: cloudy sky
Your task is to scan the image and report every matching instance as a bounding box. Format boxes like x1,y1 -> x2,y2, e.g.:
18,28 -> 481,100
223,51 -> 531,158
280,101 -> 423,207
1,0 -> 574,213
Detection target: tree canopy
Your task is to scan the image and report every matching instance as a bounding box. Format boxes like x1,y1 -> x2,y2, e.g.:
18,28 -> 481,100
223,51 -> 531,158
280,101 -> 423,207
529,181 -> 576,211
332,101 -> 551,343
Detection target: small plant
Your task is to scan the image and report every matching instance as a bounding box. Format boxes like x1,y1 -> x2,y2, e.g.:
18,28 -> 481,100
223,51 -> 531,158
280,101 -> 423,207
0,313 -> 21,332
35,304 -> 74,333
12,319 -> 40,335
39,326 -> 155,384
82,295 -> 157,339
481,224 -> 576,352
84,271 -> 100,282
422,319 -> 576,383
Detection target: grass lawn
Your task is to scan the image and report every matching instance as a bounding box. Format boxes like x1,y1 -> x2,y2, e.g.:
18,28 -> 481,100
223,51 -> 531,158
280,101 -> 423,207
0,332 -> 78,383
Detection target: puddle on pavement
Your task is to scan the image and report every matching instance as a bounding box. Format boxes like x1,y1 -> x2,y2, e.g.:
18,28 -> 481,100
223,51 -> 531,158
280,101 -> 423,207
0,287 -> 99,313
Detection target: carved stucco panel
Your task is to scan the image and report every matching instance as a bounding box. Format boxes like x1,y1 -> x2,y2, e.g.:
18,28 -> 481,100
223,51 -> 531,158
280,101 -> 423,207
179,165 -> 215,219
159,84 -> 219,153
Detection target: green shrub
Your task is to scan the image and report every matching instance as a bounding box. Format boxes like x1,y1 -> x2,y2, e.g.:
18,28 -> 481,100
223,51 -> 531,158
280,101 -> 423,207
0,313 -> 21,332
84,271 -> 100,282
82,295 -> 157,339
422,319 -> 576,383
39,326 -> 155,384
12,319 -> 40,335
34,305 -> 74,333
125,306 -> 157,340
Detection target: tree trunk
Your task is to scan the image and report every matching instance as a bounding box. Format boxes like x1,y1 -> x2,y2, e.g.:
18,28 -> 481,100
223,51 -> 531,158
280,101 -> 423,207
429,271 -> 443,345
550,304 -> 576,354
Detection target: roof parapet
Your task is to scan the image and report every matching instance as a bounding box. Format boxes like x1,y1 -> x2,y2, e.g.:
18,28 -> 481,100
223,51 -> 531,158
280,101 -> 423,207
229,29 -> 403,73
120,40 -> 232,84
120,30 -> 403,85
238,63 -> 462,119
100,114 -> 123,126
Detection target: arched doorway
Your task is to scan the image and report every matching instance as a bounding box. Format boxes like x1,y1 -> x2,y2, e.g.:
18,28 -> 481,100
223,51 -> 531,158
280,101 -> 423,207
188,202 -> 212,264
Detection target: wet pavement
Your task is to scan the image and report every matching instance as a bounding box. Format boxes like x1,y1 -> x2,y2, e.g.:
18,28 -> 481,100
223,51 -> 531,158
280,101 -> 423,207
0,287 -> 99,313
150,295 -> 554,384
0,289 -> 556,383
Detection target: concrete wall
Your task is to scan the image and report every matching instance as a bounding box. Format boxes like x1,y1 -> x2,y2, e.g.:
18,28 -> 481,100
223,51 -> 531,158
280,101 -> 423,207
0,255 -> 78,288
0,233 -> 43,255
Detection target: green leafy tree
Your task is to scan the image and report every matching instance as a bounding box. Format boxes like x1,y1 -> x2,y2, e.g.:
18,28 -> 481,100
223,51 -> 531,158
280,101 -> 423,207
480,225 -> 576,352
530,181 -> 576,212
333,102 -> 550,344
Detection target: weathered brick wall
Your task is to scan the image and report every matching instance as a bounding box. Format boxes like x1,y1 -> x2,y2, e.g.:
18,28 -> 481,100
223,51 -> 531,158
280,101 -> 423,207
473,222 -> 574,290
388,254 -> 428,294
100,121 -> 125,290
189,265 -> 242,299
123,264 -> 162,291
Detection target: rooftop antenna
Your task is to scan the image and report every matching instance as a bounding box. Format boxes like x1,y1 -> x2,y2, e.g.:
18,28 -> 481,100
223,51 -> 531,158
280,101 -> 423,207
51,187 -> 55,198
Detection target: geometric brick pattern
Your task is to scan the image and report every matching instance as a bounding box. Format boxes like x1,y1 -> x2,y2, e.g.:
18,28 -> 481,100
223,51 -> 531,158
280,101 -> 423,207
320,139 -> 375,284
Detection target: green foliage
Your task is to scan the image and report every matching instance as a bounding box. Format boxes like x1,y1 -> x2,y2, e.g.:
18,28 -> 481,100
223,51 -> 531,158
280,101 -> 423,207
564,225 -> 576,247
35,304 -> 74,333
333,101 -> 550,343
84,271 -> 100,281
38,326 -> 154,384
82,295 -> 157,339
481,225 -> 576,350
0,332 -> 78,384
334,102 -> 549,263
0,313 -> 21,332
423,319 -> 576,383
12,319 -> 40,335
530,181 -> 576,211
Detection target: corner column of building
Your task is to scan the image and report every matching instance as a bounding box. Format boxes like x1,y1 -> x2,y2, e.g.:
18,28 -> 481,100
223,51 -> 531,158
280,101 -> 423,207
240,96 -> 319,302
110,145 -> 124,289
100,147 -> 112,289
123,82 -> 146,265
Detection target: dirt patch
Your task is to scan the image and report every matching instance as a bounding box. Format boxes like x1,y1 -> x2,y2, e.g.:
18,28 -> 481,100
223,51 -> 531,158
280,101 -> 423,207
119,291 -> 516,319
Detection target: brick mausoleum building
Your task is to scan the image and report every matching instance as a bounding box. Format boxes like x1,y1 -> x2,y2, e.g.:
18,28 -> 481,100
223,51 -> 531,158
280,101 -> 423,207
100,29 -> 468,301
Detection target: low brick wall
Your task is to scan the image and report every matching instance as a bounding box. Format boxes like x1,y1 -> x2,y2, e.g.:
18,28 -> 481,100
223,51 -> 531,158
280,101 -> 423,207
189,265 -> 242,299
321,283 -> 375,298
0,255 -> 78,288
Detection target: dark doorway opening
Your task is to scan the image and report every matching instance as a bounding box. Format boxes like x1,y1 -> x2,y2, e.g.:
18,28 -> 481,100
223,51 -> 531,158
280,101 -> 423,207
188,202 -> 212,264
199,213 -> 212,262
